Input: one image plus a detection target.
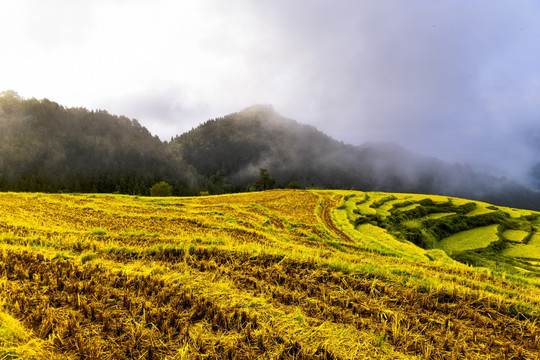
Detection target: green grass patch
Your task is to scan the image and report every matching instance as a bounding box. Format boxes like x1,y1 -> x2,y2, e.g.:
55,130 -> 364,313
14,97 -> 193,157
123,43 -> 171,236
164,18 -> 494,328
90,228 -> 107,236
402,219 -> 422,229
466,206 -> 496,217
192,236 -> 227,246
155,202 -> 185,207
436,224 -> 500,254
80,253 -> 96,264
427,212 -> 455,219
503,230 -> 529,242
119,231 -> 160,238
327,240 -> 347,252
504,208 -> 534,218
502,244 -> 540,260
528,233 -> 540,246
395,203 -> 421,212
52,252 -> 69,260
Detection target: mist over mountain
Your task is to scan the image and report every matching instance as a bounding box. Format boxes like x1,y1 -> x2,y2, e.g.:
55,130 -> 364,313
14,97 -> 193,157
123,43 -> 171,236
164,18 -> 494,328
171,105 -> 368,191
174,104 -> 540,210
1,92 -> 539,210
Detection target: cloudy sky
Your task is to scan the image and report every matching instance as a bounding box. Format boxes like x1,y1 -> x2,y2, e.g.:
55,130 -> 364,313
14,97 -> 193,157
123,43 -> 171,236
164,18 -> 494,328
1,0 -> 540,184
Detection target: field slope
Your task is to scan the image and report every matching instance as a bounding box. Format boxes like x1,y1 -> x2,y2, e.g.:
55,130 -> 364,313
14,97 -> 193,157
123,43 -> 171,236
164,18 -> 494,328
1,190 -> 540,359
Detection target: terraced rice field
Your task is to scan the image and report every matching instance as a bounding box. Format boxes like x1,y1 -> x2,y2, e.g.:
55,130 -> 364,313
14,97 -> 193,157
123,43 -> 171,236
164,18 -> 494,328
1,190 -> 540,359
437,225 -> 500,253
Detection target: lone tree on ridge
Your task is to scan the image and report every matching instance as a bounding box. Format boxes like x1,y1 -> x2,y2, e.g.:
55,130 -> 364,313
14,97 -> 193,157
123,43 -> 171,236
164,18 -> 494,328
254,168 -> 276,191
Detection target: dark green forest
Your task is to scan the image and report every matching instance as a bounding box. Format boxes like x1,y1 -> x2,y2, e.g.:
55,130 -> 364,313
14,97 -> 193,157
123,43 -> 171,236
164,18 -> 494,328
2,91 -> 540,211
0,91 -> 196,195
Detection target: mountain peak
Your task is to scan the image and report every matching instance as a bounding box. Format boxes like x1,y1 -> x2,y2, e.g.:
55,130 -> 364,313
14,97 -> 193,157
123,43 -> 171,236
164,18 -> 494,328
232,104 -> 285,125
240,104 -> 276,114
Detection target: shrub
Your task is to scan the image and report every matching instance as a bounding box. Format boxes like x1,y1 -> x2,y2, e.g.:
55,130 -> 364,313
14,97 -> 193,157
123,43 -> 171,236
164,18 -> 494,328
150,181 -> 173,197
286,181 -> 302,189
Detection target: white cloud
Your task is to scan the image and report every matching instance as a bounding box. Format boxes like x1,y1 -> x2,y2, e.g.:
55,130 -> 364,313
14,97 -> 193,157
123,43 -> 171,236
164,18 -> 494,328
1,0 -> 540,182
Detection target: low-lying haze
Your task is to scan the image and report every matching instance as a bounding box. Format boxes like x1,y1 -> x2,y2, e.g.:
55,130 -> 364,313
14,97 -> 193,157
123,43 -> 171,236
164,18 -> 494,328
1,0 -> 539,185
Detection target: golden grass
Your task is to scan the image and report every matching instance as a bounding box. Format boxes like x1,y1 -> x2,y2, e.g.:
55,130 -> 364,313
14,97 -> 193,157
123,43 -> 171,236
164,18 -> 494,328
0,190 -> 539,359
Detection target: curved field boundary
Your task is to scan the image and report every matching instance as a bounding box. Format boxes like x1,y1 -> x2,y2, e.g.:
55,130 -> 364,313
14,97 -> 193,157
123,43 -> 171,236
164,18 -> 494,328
316,192 -> 355,243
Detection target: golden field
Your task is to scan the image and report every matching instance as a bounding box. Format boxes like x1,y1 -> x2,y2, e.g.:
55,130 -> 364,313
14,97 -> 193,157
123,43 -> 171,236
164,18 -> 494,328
0,190 -> 539,359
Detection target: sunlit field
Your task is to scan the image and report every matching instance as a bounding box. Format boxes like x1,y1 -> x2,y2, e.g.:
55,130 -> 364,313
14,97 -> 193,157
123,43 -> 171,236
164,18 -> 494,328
437,225 -> 500,253
1,190 -> 540,359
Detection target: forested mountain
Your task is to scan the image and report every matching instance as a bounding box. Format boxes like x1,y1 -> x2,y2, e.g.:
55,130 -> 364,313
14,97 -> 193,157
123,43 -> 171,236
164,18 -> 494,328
1,91 -> 540,210
171,105 -> 370,192
173,105 -> 540,210
0,91 -> 196,195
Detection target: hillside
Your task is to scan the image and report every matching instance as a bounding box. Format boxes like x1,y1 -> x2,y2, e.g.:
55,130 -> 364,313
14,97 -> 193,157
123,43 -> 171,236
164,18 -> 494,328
173,105 -> 540,211
0,190 -> 539,359
171,105 -> 369,191
0,91 -> 196,195
336,191 -> 540,276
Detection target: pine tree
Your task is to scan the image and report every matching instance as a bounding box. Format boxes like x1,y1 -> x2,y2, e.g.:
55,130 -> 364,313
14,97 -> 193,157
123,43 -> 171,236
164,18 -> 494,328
254,168 -> 276,191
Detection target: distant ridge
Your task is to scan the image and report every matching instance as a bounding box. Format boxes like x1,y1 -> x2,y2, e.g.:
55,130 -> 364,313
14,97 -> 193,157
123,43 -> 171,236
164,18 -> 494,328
173,105 -> 540,210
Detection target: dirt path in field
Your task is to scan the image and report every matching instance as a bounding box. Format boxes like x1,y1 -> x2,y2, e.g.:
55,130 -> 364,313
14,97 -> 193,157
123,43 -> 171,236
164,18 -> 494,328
317,192 -> 355,243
